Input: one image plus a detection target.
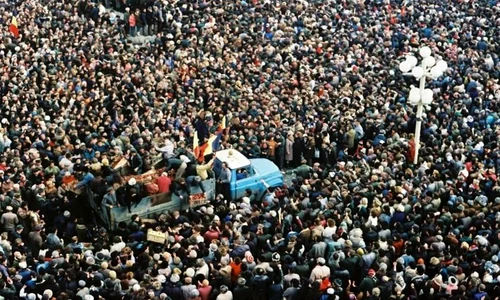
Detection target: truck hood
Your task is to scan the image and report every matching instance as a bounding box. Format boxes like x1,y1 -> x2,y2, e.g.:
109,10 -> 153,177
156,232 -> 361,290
250,158 -> 283,187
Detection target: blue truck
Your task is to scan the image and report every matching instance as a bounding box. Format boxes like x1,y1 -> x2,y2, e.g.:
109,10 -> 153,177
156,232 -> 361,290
110,149 -> 283,227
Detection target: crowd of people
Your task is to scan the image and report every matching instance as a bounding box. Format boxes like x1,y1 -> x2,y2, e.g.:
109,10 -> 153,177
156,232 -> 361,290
0,0 -> 500,299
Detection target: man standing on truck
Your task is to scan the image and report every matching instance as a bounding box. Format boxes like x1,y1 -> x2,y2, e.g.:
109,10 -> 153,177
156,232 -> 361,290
172,178 -> 190,203
154,138 -> 175,160
186,176 -> 205,193
128,148 -> 144,175
196,156 -> 215,180
217,162 -> 231,201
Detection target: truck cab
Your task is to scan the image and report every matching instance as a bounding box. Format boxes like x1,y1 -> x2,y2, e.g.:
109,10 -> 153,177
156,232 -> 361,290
213,149 -> 283,200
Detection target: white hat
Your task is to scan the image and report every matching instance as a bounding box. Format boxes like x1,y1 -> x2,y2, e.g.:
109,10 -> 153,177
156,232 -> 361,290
269,210 -> 277,217
128,178 -> 137,186
190,289 -> 200,298
19,261 -> 27,269
185,268 -> 195,277
158,274 -> 167,283
170,274 -> 180,283
132,284 -> 141,292
43,290 -> 54,298
209,244 -> 218,252
27,294 -> 37,300
86,257 -> 95,265
483,273 -> 493,283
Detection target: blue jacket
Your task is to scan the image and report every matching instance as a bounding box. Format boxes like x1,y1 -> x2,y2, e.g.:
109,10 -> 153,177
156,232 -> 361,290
473,291 -> 487,300
19,268 -> 31,284
83,149 -> 96,161
76,172 -> 95,189
372,134 -> 387,147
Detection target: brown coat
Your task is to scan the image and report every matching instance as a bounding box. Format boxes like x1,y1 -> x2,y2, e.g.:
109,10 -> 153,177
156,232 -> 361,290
267,140 -> 277,158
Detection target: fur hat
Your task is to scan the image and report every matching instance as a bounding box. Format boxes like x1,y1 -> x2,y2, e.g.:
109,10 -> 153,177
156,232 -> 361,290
430,257 -> 441,265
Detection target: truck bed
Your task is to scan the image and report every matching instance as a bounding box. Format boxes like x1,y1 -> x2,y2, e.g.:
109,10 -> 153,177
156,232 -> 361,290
109,178 -> 216,228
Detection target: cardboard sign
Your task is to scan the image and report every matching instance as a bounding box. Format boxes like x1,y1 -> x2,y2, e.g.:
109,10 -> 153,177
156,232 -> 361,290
189,192 -> 208,207
113,157 -> 129,170
123,169 -> 157,185
147,229 -> 168,244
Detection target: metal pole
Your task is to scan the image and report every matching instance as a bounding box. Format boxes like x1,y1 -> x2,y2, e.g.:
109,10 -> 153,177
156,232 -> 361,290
413,60 -> 427,165
413,102 -> 423,165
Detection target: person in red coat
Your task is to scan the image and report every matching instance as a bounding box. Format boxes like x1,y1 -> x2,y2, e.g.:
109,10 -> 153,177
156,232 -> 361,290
155,172 -> 172,193
408,134 -> 416,163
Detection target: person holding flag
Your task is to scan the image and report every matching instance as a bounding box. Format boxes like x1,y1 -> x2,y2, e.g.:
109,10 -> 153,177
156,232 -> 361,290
194,115 -> 228,163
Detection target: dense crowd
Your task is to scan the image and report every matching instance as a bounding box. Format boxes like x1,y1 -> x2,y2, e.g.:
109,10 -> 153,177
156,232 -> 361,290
0,0 -> 500,299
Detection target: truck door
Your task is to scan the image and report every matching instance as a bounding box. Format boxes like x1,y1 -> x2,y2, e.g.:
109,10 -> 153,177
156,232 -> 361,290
233,166 -> 262,200
213,158 -> 222,178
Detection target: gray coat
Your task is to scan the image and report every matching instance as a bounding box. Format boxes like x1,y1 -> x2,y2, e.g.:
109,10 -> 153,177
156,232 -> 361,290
285,137 -> 294,162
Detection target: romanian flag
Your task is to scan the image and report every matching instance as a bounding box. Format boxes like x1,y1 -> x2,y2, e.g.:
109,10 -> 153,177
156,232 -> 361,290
193,130 -> 208,163
221,115 -> 227,130
203,132 -> 222,157
9,16 -> 19,39
193,130 -> 200,158
216,115 -> 229,134
198,143 -> 209,162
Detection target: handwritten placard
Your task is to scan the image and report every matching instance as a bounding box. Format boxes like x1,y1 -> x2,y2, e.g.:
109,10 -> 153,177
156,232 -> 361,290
147,229 -> 169,244
189,193 -> 208,207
